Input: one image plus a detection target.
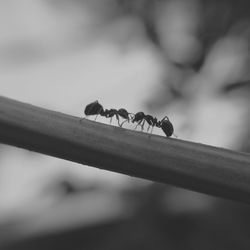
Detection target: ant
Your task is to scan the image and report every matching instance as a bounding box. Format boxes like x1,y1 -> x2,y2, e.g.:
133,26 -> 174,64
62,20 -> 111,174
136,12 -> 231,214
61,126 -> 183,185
83,101 -> 175,137
157,116 -> 174,137
83,101 -> 132,127
132,112 -> 174,137
105,108 -> 133,127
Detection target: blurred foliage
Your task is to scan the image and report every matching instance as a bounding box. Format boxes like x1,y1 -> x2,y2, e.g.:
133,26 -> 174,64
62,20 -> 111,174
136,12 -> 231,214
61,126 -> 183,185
2,1 -> 250,250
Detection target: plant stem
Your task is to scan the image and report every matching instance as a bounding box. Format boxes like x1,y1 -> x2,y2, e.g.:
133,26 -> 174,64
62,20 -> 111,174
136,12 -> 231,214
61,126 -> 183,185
0,96 -> 250,203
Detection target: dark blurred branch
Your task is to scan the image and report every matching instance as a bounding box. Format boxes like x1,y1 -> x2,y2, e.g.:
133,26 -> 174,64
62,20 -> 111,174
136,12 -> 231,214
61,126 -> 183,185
0,96 -> 250,203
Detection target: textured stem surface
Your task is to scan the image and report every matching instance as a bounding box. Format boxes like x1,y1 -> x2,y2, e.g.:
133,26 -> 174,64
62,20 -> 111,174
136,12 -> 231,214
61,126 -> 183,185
0,96 -> 250,203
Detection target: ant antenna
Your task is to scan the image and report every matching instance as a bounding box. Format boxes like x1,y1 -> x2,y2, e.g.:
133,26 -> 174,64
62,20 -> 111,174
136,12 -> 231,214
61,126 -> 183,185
134,123 -> 140,130
161,116 -> 170,122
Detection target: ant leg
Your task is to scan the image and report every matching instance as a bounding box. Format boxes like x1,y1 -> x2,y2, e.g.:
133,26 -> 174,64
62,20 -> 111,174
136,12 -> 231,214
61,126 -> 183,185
94,114 -> 99,121
134,120 -> 142,130
147,125 -> 154,138
141,120 -> 145,131
135,122 -> 140,130
147,124 -> 151,132
110,117 -> 113,124
116,114 -> 122,127
80,115 -> 89,123
120,119 -> 128,127
150,126 -> 154,134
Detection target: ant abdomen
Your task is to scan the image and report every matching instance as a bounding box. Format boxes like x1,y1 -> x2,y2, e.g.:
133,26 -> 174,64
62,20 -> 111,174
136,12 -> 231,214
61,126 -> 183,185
84,101 -> 103,116
161,119 -> 174,137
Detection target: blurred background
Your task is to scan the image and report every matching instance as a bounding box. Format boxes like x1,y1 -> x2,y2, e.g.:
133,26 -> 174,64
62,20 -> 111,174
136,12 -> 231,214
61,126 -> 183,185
1,0 -> 250,249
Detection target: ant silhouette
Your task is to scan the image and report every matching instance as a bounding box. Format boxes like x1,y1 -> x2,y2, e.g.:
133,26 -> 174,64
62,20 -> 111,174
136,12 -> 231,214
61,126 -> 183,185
83,101 -> 132,127
83,101 -> 175,137
101,108 -> 132,127
111,108 -> 133,126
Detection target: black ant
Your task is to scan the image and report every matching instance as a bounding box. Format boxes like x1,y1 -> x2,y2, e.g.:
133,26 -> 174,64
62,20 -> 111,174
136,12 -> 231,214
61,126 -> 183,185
83,101 -> 132,127
132,112 -> 174,137
101,108 -> 132,127
132,112 -> 158,132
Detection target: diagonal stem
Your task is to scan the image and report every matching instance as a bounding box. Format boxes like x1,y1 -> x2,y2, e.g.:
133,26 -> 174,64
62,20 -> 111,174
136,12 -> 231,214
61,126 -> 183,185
0,96 -> 250,203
